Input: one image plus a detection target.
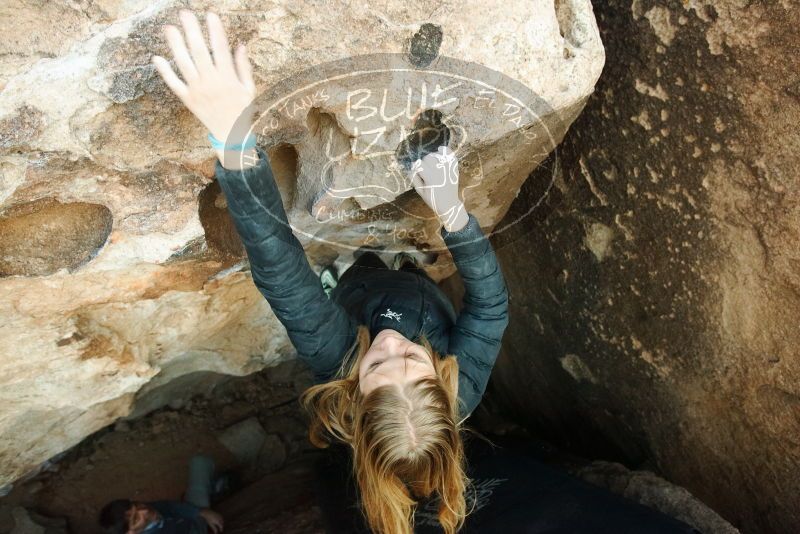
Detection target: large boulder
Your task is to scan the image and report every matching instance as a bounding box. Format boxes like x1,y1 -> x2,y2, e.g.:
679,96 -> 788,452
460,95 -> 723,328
0,1 -> 603,488
483,1 -> 800,532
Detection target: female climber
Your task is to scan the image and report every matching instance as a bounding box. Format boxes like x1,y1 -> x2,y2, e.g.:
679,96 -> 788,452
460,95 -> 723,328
151,9 -> 509,534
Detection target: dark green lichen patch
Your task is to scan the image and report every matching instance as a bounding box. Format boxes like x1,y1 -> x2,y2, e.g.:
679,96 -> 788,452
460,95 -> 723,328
0,105 -> 46,151
407,23 -> 443,68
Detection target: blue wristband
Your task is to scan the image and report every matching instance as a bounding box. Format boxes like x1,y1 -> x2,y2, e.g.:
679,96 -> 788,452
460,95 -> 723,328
207,132 -> 257,151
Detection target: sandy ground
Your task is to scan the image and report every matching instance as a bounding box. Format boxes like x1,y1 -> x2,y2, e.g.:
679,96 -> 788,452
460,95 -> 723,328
1,359 -> 319,533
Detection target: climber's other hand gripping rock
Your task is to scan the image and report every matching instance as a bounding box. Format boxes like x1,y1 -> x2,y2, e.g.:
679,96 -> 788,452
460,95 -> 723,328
410,146 -> 469,232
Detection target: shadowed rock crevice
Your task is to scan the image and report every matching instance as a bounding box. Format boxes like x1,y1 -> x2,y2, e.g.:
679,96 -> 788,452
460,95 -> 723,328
303,106 -> 354,217
395,108 -> 451,172
198,144 -> 297,259
198,181 -> 244,257
267,143 -> 299,211
0,198 -> 112,277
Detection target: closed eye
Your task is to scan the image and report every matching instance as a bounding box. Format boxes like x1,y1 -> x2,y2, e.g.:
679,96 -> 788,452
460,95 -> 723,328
367,350 -> 429,374
406,353 -> 427,363
405,349 -> 431,364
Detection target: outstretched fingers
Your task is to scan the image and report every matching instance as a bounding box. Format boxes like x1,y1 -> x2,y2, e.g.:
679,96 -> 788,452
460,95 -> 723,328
151,55 -> 189,101
162,24 -> 199,83
206,11 -> 236,78
234,44 -> 256,95
411,172 -> 432,205
178,9 -> 214,76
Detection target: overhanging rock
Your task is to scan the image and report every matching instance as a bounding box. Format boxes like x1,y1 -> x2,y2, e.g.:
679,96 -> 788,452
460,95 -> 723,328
0,0 -> 604,488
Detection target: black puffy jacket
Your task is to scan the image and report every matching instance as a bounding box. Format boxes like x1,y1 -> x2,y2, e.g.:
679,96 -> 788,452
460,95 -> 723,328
214,146 -> 509,419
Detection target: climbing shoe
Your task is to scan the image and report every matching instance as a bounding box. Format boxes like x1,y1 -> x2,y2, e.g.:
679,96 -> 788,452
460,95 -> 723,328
320,265 -> 338,298
391,252 -> 421,271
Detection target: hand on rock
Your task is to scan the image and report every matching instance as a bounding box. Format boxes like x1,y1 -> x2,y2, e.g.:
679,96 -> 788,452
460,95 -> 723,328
410,146 -> 468,232
151,9 -> 256,144
199,508 -> 225,533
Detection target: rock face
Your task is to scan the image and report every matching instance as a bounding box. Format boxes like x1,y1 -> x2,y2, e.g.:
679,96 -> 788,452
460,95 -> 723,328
0,506 -> 68,534
0,2 -> 603,488
483,1 -> 800,532
576,461 -> 738,534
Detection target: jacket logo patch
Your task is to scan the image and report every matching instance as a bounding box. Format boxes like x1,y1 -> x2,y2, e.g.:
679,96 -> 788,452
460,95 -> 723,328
379,308 -> 402,322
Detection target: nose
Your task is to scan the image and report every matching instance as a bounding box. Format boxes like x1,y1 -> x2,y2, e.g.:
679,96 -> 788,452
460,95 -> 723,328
378,333 -> 406,352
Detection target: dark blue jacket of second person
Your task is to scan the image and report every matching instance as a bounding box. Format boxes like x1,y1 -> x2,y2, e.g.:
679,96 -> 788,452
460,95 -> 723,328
214,146 -> 509,419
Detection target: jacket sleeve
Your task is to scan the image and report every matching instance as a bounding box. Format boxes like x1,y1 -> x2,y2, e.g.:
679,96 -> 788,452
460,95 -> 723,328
214,146 -> 358,381
149,500 -> 200,520
441,212 -> 510,419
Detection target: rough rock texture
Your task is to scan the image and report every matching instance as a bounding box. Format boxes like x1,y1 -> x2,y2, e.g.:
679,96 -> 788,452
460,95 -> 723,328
576,461 -> 738,534
0,359 -> 312,534
0,506 -> 67,534
0,2 -> 603,488
482,1 -> 800,532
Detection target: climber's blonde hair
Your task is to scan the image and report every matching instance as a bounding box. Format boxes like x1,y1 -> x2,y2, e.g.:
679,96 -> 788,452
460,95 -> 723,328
300,324 -> 468,534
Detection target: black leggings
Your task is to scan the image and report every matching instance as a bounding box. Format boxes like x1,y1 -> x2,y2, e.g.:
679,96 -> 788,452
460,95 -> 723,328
351,250 -> 387,270
340,251 -> 430,284
313,438 -> 700,534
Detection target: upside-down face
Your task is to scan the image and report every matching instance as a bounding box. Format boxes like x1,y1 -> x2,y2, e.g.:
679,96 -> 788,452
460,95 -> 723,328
358,328 -> 436,396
